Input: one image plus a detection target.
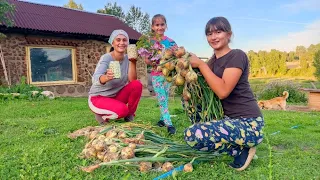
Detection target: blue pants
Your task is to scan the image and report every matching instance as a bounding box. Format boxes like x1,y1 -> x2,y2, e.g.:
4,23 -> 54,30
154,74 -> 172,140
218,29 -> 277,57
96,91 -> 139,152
152,75 -> 172,126
184,116 -> 264,156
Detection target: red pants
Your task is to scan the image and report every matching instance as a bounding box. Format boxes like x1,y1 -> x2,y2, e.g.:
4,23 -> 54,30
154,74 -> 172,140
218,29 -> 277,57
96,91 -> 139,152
88,80 -> 143,121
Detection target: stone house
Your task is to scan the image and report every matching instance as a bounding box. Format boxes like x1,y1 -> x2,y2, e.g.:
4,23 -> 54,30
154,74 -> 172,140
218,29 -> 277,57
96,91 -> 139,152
0,0 -> 148,96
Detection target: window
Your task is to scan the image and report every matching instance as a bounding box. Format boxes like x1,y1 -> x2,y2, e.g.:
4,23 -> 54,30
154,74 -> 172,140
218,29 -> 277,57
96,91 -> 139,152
26,46 -> 76,85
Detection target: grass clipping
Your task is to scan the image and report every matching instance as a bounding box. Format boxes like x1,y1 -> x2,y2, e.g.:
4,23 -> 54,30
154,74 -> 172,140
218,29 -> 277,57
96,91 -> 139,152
73,125 -> 219,173
159,46 -> 224,123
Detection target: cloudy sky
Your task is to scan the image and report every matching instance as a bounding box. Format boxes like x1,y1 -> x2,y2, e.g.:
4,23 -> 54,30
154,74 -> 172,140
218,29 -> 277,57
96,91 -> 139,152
27,0 -> 320,57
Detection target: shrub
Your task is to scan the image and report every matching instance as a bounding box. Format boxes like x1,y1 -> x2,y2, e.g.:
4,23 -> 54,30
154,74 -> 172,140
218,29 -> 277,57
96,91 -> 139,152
0,76 -> 45,101
257,80 -> 307,103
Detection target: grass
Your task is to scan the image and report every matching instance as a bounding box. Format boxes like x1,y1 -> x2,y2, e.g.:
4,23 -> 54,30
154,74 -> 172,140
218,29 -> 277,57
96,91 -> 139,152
1,97 -> 320,179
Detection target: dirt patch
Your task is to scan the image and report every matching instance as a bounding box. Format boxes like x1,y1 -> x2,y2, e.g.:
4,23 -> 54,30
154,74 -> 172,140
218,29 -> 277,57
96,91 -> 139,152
286,105 -> 317,112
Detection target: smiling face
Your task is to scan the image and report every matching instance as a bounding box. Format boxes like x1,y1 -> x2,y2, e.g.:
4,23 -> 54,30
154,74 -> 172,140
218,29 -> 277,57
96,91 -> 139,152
206,29 -> 231,51
112,34 -> 128,53
152,17 -> 167,36
205,17 -> 232,51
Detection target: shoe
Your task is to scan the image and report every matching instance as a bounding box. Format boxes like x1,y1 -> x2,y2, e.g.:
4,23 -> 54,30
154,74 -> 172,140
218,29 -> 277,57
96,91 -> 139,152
95,114 -> 108,125
124,115 -> 134,122
157,120 -> 165,127
229,147 -> 256,171
167,126 -> 176,135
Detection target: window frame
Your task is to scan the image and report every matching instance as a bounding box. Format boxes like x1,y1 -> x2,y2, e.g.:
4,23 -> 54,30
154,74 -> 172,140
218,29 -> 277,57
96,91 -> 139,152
26,46 -> 77,85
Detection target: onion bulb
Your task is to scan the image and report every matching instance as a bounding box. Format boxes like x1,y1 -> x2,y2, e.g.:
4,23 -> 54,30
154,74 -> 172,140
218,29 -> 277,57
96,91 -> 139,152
182,88 -> 191,101
180,69 -> 188,77
120,147 -> 135,159
117,131 -> 127,139
82,147 -> 97,159
128,143 -> 136,149
162,162 -> 174,172
175,74 -> 185,86
174,47 -> 186,58
139,162 -> 152,172
185,70 -> 198,83
166,76 -> 173,82
105,130 -> 117,138
162,68 -> 170,76
164,49 -> 173,59
107,144 -> 118,153
89,130 -> 99,140
183,163 -> 193,172
164,62 -> 175,71
103,152 -> 119,162
96,151 -> 106,161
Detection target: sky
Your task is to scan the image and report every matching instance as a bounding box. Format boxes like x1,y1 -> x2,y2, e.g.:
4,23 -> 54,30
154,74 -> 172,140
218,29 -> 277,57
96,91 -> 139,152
26,0 -> 320,58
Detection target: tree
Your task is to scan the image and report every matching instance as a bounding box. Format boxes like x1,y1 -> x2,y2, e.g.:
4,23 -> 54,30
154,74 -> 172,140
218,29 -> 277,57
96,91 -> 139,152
287,51 -> 297,62
125,5 -> 150,35
63,0 -> 84,10
0,0 -> 15,32
247,50 -> 260,76
97,2 -> 125,21
313,50 -> 320,80
97,3 -> 151,35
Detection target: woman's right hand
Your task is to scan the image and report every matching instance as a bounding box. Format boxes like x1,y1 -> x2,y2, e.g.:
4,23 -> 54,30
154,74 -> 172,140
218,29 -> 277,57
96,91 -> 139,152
99,69 -> 114,84
105,69 -> 114,80
189,53 -> 205,68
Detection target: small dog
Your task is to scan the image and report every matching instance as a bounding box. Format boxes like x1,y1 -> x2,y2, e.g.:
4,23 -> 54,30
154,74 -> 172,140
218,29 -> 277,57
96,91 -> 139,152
258,91 -> 289,110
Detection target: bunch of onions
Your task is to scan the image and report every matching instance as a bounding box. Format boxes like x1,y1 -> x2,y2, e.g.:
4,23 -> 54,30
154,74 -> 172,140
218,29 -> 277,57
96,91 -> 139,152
78,125 -> 221,173
158,46 -> 224,124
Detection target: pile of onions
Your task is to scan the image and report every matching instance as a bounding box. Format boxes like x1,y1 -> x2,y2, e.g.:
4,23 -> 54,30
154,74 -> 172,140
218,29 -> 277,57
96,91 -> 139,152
69,125 -> 220,173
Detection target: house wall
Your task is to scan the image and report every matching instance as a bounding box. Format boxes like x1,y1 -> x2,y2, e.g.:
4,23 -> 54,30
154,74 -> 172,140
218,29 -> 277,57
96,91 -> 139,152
0,33 -> 147,97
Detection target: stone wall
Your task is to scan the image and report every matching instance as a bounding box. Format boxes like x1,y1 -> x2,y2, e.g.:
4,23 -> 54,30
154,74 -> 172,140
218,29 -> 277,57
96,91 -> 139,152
0,33 -> 148,97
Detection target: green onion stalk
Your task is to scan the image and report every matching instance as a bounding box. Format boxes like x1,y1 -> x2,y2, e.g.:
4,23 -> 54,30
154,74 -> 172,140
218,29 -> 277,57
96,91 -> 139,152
184,68 -> 224,124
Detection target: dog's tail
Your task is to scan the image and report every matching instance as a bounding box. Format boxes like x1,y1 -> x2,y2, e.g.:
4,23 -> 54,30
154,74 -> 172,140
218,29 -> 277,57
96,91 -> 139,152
282,91 -> 289,99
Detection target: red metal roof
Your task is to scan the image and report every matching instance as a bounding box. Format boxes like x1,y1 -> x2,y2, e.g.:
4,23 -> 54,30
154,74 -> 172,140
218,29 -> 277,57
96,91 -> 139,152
5,0 -> 141,40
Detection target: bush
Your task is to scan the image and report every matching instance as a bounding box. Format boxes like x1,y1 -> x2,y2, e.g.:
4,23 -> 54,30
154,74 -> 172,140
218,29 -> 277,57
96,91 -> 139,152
0,76 -> 45,101
257,80 -> 307,103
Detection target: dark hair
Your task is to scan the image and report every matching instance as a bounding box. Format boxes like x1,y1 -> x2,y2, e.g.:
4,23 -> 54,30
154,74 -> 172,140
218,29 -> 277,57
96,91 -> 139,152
205,17 -> 232,35
151,14 -> 167,33
152,14 -> 167,25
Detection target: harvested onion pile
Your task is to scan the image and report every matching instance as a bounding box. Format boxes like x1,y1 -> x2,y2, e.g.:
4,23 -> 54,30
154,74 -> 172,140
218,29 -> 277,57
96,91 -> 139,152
158,46 -> 224,123
69,125 -> 219,173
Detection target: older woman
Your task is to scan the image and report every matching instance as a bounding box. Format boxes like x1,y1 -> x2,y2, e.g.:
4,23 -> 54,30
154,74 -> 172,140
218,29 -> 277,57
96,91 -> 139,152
88,29 -> 143,124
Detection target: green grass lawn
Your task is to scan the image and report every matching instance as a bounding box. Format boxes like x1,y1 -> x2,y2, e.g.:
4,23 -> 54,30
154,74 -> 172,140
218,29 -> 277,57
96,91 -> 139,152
1,97 -> 320,180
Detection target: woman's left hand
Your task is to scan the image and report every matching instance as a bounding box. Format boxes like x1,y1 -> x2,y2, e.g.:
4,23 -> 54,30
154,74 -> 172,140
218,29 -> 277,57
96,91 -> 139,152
189,53 -> 205,68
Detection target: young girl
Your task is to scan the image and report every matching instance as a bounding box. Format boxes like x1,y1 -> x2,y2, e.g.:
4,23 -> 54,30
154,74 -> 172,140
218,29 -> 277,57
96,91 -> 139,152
88,29 -> 143,124
184,17 -> 264,171
145,14 -> 178,135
